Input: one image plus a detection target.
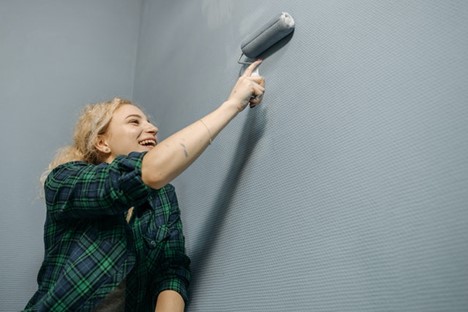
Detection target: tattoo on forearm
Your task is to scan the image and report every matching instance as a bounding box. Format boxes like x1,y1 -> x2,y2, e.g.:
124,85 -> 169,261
179,143 -> 189,158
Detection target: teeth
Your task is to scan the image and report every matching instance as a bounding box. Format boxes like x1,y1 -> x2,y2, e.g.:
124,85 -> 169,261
139,139 -> 156,146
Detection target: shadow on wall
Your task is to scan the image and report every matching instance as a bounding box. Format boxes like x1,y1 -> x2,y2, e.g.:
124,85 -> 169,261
188,107 -> 267,300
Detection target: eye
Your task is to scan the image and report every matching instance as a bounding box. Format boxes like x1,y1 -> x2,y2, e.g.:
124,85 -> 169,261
129,119 -> 140,125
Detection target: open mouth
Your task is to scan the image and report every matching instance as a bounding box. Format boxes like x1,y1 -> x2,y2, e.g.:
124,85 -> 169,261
139,139 -> 157,147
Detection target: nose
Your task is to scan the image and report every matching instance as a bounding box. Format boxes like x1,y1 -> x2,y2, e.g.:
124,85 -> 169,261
145,121 -> 158,135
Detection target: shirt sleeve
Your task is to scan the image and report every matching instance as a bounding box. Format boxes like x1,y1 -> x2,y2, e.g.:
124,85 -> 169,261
45,152 -> 154,220
153,186 -> 191,303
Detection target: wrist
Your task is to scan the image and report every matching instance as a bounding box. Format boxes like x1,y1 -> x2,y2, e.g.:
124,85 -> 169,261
222,99 -> 246,114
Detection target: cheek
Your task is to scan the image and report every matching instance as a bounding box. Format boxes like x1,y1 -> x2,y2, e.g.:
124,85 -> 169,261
109,129 -> 140,151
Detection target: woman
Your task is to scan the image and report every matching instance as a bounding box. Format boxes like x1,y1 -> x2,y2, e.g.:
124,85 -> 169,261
24,60 -> 265,312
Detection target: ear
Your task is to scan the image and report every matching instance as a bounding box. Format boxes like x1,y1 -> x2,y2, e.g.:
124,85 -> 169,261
95,135 -> 111,154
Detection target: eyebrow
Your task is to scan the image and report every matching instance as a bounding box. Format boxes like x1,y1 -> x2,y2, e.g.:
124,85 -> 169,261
125,114 -> 143,119
125,114 -> 152,123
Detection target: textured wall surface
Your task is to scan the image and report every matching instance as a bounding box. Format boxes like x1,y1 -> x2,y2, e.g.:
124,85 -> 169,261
3,1 -> 468,311
0,0 -> 141,310
134,1 -> 468,311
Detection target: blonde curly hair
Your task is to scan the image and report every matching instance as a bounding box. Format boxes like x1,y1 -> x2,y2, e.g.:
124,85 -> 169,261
41,98 -> 133,183
40,97 -> 136,218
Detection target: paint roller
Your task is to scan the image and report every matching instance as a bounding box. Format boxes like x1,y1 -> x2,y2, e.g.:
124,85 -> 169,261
238,12 -> 295,65
238,12 -> 295,105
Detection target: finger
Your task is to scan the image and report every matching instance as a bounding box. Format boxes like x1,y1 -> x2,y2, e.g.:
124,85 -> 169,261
254,83 -> 265,94
242,59 -> 262,77
249,76 -> 265,87
250,93 -> 263,102
249,95 -> 263,107
246,73 -> 264,84
249,85 -> 265,105
248,84 -> 264,97
253,83 -> 265,96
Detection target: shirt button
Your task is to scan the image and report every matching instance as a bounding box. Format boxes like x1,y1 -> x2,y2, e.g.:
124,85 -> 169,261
150,240 -> 157,247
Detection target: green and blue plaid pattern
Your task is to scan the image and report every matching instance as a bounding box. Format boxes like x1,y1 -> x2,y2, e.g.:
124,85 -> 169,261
24,152 -> 190,311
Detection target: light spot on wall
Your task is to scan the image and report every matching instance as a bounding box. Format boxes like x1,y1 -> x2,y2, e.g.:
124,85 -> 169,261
201,0 -> 233,28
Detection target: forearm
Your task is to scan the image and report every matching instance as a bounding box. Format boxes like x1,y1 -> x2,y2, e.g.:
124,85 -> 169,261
142,100 -> 239,189
155,290 -> 185,312
142,60 -> 264,189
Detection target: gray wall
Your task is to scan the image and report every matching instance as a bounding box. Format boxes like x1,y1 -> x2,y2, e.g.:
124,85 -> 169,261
0,0 -> 142,310
134,1 -> 468,311
2,0 -> 468,311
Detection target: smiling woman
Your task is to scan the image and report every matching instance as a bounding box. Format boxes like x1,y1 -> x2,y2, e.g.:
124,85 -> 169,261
96,104 -> 160,162
24,60 -> 265,312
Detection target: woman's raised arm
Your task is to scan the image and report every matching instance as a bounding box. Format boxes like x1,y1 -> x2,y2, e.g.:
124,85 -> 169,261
141,60 -> 265,189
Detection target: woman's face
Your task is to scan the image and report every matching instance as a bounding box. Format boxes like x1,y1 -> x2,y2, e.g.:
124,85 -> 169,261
99,104 -> 158,162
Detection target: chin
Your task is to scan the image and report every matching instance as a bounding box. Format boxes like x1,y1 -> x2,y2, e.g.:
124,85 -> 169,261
142,146 -> 156,152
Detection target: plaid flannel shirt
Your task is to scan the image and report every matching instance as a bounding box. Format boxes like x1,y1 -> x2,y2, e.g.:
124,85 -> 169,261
24,152 -> 191,312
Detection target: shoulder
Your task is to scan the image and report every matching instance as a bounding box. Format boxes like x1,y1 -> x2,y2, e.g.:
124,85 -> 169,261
45,161 -> 104,185
45,161 -> 92,181
43,152 -> 150,201
46,152 -> 147,183
42,161 -> 100,201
